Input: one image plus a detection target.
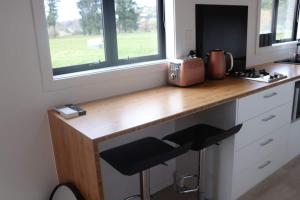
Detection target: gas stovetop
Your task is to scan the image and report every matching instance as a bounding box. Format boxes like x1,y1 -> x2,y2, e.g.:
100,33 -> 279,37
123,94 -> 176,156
230,68 -> 288,83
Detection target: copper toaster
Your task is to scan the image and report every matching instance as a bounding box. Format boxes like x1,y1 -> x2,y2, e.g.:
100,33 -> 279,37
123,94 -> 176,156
168,57 -> 205,87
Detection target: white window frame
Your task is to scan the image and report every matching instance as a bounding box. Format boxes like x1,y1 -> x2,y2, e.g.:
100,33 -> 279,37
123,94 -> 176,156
256,0 -> 299,54
30,0 -> 169,91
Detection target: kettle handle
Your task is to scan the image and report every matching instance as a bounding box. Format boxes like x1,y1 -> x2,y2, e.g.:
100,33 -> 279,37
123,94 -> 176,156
225,52 -> 234,72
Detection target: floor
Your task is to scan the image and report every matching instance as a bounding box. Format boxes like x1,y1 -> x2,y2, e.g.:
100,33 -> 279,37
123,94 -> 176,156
239,155 -> 300,200
153,156 -> 300,200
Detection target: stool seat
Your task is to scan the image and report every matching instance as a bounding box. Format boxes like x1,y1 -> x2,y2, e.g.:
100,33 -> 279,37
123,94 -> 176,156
163,124 -> 243,151
100,137 -> 191,176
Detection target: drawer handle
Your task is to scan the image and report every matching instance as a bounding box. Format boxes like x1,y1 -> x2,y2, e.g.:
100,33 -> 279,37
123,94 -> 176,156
262,115 -> 276,122
260,138 -> 274,147
258,161 -> 272,170
264,92 -> 278,98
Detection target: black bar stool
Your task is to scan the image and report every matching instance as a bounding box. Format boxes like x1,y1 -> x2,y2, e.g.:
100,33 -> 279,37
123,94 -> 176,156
100,137 -> 192,200
163,124 -> 243,200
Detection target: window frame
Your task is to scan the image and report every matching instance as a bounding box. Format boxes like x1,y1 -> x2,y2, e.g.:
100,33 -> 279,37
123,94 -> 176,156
49,0 -> 166,76
271,0 -> 300,43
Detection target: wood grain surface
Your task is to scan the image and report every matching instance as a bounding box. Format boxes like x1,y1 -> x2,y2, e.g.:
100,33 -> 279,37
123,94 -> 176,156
49,63 -> 300,142
48,113 -> 104,200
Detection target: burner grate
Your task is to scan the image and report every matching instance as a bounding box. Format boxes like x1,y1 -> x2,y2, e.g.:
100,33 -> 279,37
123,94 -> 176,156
229,68 -> 287,83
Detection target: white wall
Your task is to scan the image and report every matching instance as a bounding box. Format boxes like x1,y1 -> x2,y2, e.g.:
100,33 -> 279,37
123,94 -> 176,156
0,1 -> 168,200
173,0 -> 296,66
0,0 -> 296,200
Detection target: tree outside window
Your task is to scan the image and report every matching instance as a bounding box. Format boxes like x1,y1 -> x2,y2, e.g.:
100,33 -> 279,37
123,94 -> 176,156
43,0 -> 165,75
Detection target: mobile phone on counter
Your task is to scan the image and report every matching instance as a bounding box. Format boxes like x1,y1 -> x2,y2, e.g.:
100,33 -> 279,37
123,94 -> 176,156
54,104 -> 86,119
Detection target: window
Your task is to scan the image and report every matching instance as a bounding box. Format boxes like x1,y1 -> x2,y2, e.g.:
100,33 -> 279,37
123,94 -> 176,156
259,0 -> 300,45
260,0 -> 274,34
275,0 -> 298,42
297,10 -> 300,38
43,0 -> 165,75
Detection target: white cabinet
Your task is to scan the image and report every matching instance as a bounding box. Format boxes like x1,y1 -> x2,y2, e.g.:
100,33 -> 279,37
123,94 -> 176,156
232,127 -> 287,199
232,82 -> 294,199
288,120 -> 300,161
234,125 -> 288,175
237,82 -> 293,123
235,103 -> 291,150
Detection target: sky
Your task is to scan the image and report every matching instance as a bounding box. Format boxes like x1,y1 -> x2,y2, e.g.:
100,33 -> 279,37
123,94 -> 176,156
44,0 -> 156,23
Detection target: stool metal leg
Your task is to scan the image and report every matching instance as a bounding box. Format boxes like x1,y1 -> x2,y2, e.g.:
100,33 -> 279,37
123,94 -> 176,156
198,149 -> 206,200
140,170 -> 151,200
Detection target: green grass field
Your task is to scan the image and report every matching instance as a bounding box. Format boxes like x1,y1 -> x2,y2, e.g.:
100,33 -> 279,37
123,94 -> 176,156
49,32 -> 158,68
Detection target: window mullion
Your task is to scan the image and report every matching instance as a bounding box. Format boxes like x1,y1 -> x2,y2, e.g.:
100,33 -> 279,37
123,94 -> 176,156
102,0 -> 118,66
157,0 -> 166,59
272,0 -> 279,43
293,0 -> 300,40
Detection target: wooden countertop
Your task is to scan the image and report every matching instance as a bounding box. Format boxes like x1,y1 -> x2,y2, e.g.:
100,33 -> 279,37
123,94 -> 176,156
48,63 -> 300,142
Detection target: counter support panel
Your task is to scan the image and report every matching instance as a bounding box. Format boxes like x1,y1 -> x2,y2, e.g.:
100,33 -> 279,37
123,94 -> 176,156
48,112 -> 104,200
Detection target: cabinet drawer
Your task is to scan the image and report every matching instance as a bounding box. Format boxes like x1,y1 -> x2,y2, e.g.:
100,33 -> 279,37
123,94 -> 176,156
237,82 -> 293,123
232,147 -> 286,199
234,125 -> 287,174
235,103 -> 291,150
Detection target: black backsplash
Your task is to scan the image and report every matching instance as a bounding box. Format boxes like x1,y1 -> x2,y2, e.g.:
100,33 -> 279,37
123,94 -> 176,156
196,4 -> 248,72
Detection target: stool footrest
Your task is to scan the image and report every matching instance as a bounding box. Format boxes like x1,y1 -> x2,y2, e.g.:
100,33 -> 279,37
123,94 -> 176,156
175,174 -> 200,194
178,186 -> 200,194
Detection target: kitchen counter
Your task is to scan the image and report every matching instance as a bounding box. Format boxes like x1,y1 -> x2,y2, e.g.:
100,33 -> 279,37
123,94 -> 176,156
48,63 -> 300,143
47,62 -> 300,200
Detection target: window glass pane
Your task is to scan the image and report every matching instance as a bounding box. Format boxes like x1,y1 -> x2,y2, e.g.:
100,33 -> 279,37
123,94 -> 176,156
260,0 -> 274,34
276,0 -> 297,40
115,0 -> 159,59
44,0 -> 105,69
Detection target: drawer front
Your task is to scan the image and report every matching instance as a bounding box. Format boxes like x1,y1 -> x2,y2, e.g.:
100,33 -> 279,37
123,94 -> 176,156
232,146 -> 286,199
234,125 -> 288,174
235,103 -> 291,150
237,82 -> 293,123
